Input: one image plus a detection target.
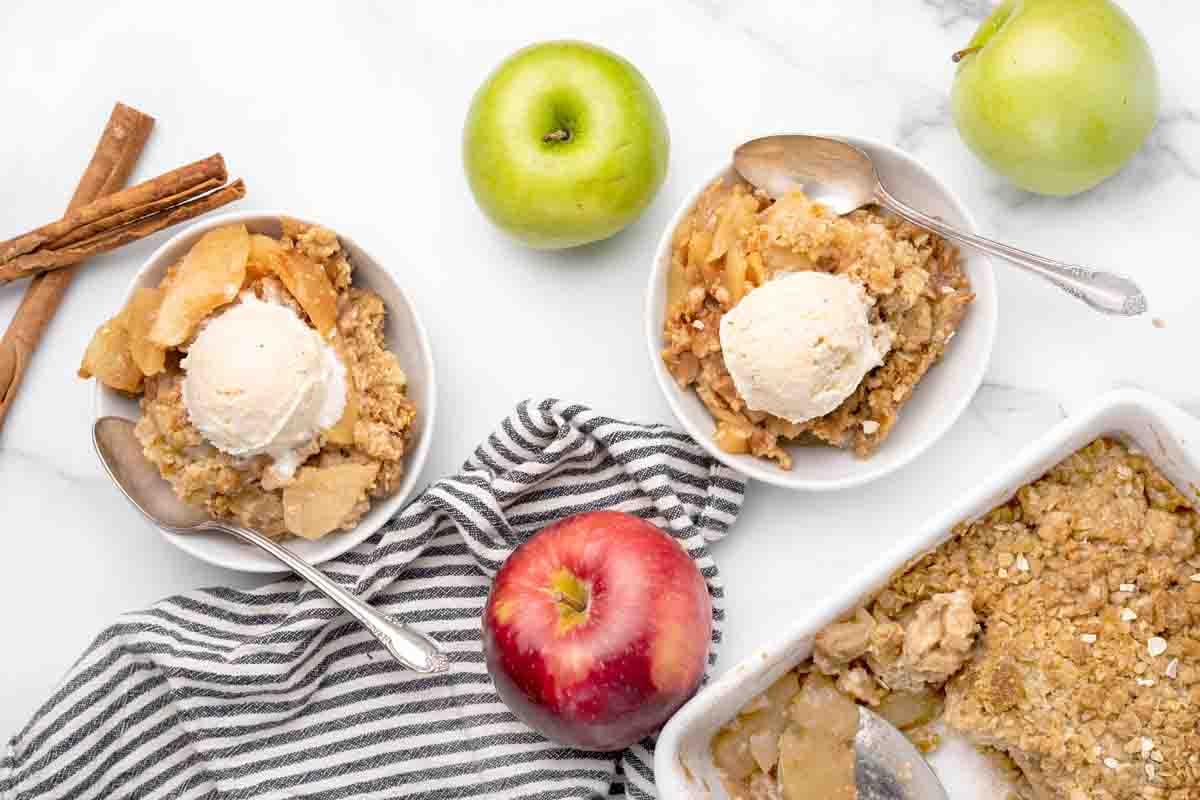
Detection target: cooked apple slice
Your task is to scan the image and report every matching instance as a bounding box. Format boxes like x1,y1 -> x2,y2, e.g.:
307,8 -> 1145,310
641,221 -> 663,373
149,224 -> 250,347
78,312 -> 142,393
124,287 -> 166,376
245,233 -> 278,281
723,242 -> 748,305
325,385 -> 359,445
247,233 -> 338,338
324,344 -> 359,445
876,688 -> 943,731
282,462 -> 379,539
776,674 -> 859,800
713,421 -> 752,454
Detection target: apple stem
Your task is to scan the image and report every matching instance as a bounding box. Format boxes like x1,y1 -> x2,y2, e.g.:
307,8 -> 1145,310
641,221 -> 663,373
543,129 -> 571,143
951,46 -> 981,63
552,590 -> 587,614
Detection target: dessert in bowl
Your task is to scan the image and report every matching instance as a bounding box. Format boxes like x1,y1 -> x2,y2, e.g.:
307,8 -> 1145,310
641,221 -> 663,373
645,137 -> 997,490
87,212 -> 435,572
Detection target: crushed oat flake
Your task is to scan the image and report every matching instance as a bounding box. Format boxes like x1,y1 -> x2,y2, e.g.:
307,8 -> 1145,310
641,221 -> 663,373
1119,582 -> 1137,592
1148,637 -> 1168,657
1015,554 -> 1030,572
1080,633 -> 1097,644
1166,658 -> 1179,679
1121,608 -> 1138,621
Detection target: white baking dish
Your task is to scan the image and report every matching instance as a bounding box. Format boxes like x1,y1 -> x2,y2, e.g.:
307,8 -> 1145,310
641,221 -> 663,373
655,388 -> 1200,799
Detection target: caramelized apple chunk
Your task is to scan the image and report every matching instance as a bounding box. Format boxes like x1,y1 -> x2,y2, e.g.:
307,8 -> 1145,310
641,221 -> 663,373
247,233 -> 338,337
124,287 -> 167,376
282,462 -> 379,539
245,233 -> 277,281
325,382 -> 360,445
79,311 -> 142,393
149,224 -> 250,347
875,688 -> 943,731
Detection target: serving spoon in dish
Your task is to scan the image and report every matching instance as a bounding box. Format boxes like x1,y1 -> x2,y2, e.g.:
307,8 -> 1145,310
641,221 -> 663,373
733,134 -> 1146,317
856,707 -> 949,800
93,416 -> 448,674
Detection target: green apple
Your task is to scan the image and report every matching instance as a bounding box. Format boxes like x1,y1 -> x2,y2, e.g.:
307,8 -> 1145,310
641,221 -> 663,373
951,0 -> 1158,196
463,41 -> 669,249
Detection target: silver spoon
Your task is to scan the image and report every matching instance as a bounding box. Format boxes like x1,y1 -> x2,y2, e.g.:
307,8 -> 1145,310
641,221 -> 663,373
93,416 -> 448,674
856,707 -> 948,800
734,134 -> 1147,316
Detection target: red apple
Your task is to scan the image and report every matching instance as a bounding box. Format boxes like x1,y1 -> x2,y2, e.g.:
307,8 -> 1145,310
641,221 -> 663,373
482,510 -> 712,751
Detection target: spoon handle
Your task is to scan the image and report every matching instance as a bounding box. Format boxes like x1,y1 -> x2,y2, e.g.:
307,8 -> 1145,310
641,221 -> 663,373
210,522 -> 449,674
873,183 -> 1147,316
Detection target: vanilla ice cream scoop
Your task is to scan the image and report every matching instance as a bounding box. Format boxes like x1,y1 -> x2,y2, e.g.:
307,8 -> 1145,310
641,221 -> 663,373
181,294 -> 345,477
719,271 -> 890,424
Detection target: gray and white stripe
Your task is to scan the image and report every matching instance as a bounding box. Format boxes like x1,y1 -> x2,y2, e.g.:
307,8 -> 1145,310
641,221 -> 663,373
2,399 -> 744,799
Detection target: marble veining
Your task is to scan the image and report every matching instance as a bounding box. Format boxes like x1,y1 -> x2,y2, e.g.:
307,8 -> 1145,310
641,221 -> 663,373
917,0 -> 994,27
894,94 -> 953,154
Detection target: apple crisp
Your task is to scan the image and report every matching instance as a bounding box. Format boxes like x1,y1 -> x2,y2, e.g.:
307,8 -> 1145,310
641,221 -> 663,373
82,219 -> 417,539
714,438 -> 1200,799
661,177 -> 971,468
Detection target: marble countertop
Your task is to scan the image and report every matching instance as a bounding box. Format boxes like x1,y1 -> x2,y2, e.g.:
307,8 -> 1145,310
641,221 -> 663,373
2,0 -> 1197,741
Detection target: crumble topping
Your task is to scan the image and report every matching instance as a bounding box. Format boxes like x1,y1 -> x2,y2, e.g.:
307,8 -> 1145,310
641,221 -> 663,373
661,178 -> 972,468
133,223 -> 415,538
715,439 -> 1200,799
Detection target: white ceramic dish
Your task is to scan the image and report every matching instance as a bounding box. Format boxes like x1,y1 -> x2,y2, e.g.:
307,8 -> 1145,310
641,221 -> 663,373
644,136 -> 998,491
655,388 -> 1200,798
93,211 -> 437,573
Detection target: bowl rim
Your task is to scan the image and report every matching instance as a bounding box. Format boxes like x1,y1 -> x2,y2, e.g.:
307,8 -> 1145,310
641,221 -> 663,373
643,134 -> 999,491
92,209 -> 438,572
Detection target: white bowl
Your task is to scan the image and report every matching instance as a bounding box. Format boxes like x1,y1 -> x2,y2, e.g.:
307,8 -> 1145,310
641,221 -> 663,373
644,136 -> 998,490
94,211 -> 437,573
655,388 -> 1200,799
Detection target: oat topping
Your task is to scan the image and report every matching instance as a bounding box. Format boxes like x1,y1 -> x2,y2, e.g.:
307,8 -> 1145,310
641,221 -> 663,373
714,439 -> 1200,799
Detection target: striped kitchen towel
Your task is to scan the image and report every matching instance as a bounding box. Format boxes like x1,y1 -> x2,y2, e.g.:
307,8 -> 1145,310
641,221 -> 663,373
1,398 -> 745,800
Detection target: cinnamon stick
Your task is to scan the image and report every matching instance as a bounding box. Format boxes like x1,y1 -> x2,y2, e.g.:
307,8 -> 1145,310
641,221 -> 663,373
50,177 -> 223,249
0,153 -> 227,264
0,103 -> 154,432
0,179 -> 246,285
